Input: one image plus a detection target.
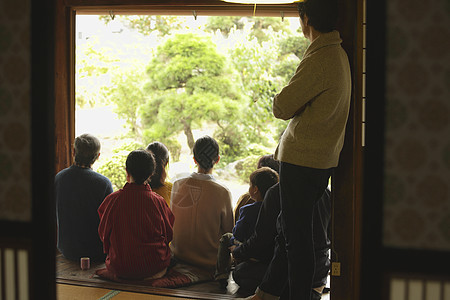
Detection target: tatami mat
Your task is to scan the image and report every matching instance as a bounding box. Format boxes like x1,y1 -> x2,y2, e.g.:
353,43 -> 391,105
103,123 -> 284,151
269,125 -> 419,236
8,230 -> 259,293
57,284 -> 115,300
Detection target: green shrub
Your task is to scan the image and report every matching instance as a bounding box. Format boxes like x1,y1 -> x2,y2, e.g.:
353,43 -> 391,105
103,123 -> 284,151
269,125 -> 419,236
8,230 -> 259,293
234,155 -> 260,183
97,154 -> 127,191
96,141 -> 144,191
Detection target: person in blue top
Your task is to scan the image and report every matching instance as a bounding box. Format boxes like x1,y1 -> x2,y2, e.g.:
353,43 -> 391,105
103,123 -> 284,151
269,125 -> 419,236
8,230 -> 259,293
55,133 -> 113,262
215,167 -> 279,287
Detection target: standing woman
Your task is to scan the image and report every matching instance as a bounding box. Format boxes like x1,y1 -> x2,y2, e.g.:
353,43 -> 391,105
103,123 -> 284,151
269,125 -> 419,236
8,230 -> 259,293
248,0 -> 351,299
146,141 -> 172,207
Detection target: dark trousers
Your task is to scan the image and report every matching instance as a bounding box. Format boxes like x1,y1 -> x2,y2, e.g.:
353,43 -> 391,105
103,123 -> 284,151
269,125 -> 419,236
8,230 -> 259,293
232,260 -> 268,293
259,231 -> 288,296
260,162 -> 331,300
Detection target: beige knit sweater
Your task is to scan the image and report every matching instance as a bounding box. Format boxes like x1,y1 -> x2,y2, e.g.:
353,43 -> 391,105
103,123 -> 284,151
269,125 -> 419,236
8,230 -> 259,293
273,30 -> 351,169
170,172 -> 234,271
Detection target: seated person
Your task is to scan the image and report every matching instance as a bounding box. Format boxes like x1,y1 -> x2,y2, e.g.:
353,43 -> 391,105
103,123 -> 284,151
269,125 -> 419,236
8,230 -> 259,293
215,167 -> 279,286
146,141 -> 172,206
170,135 -> 234,273
55,133 -> 113,262
232,185 -> 332,296
97,149 -> 174,279
234,154 -> 280,223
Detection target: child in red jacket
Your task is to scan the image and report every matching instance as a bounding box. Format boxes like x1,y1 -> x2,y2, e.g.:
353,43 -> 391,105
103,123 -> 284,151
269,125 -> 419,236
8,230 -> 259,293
98,149 -> 174,279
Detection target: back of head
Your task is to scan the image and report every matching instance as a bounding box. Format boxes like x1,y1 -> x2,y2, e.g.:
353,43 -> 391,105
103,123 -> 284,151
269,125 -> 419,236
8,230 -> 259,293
297,0 -> 338,33
249,167 -> 279,200
74,134 -> 101,167
126,149 -> 156,185
193,135 -> 219,171
146,141 -> 170,188
257,154 -> 280,174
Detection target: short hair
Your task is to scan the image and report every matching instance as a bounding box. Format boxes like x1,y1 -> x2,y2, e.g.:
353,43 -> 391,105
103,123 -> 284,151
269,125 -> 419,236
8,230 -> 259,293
257,154 -> 280,174
126,150 -> 155,185
193,135 -> 219,171
297,0 -> 338,33
249,167 -> 279,200
146,141 -> 170,189
73,134 -> 101,167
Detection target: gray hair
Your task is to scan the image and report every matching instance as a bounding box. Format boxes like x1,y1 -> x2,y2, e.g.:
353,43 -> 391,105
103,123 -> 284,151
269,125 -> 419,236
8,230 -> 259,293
73,134 -> 101,167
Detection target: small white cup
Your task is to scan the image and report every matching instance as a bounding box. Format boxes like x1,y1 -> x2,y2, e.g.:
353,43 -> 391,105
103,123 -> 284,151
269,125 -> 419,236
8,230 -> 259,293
80,257 -> 90,270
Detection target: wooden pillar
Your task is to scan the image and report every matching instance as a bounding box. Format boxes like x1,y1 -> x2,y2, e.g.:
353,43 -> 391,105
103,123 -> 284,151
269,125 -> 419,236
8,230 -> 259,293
330,0 -> 362,299
55,1 -> 76,173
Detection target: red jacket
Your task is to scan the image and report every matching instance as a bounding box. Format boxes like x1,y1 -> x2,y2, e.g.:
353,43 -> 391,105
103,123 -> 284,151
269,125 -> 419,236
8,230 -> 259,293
98,183 -> 174,279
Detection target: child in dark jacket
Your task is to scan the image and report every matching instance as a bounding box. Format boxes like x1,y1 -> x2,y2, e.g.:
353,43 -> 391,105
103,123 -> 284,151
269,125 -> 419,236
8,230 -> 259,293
232,185 -> 332,296
233,154 -> 280,223
215,167 -> 279,287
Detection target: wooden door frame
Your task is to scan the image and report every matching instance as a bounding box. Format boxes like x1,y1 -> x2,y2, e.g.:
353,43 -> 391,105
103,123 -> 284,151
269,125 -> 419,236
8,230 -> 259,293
54,1 -> 362,299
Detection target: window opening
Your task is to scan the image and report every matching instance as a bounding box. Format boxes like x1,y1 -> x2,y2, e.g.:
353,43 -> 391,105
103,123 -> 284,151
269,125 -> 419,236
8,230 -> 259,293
75,13 -> 307,209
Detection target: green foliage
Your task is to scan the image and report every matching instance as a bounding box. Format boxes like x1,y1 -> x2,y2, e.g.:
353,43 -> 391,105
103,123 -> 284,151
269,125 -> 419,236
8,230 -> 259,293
108,66 -> 148,138
76,37 -> 120,108
79,16 -> 305,177
278,35 -> 310,59
249,17 -> 291,43
234,155 -> 260,184
277,57 -> 300,84
207,16 -> 291,43
97,154 -> 127,191
142,33 -> 243,153
229,32 -> 290,145
96,141 -> 144,191
214,121 -> 247,166
205,16 -> 244,36
232,144 -> 275,183
159,138 -> 182,162
147,34 -> 226,89
139,102 -> 182,160
99,15 -> 183,36
277,35 -> 309,82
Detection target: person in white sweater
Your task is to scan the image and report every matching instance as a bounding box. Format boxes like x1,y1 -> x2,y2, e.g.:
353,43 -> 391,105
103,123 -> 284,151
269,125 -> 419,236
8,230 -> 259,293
248,0 -> 351,299
170,135 -> 234,274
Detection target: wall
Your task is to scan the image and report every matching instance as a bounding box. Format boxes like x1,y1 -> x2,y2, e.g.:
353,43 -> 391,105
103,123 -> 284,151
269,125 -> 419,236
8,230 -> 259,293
383,0 -> 450,251
0,1 -> 32,221
0,0 -> 34,299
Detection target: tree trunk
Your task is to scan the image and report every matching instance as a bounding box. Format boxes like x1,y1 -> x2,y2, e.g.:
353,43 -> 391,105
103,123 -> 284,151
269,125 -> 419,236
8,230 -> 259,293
182,120 -> 195,154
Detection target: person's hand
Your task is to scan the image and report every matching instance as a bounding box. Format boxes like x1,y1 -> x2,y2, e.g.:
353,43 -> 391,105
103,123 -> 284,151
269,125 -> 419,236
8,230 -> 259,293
230,246 -> 243,264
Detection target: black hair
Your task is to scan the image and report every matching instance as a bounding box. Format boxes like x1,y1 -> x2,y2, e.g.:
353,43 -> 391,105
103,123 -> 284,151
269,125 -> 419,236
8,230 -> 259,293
193,135 -> 219,171
257,154 -> 280,174
298,0 -> 338,33
73,134 -> 101,167
126,149 -> 155,185
146,141 -> 170,189
249,167 -> 279,200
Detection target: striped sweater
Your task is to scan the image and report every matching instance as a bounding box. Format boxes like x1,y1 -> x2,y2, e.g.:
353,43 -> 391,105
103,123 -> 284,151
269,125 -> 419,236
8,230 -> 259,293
98,182 -> 174,279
